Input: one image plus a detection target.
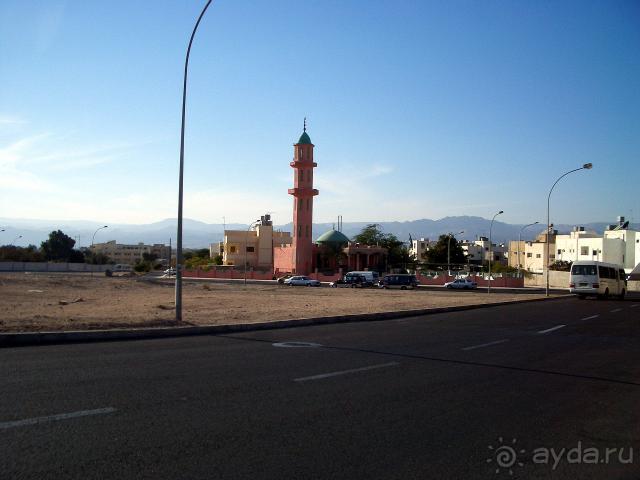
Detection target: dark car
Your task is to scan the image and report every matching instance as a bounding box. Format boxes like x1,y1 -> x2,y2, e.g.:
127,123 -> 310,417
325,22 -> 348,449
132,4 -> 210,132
380,274 -> 419,290
330,273 -> 370,288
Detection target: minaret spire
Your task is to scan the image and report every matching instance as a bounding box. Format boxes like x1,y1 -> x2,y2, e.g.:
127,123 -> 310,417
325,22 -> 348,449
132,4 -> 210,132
303,117 -> 307,132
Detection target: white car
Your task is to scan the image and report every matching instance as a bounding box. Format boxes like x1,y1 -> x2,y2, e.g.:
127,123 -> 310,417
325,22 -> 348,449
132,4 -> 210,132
284,276 -> 321,287
444,278 -> 478,290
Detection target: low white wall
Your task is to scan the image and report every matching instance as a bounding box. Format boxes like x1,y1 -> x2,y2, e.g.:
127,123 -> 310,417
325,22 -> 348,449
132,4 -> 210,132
0,262 -> 110,272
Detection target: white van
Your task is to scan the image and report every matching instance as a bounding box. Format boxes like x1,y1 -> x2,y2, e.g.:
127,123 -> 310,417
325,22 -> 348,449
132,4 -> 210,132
569,261 -> 627,299
346,271 -> 379,286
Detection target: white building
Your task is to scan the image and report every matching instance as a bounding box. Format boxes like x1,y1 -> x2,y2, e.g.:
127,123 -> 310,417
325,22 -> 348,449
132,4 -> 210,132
554,217 -> 638,273
461,237 -> 508,265
510,217 -> 639,274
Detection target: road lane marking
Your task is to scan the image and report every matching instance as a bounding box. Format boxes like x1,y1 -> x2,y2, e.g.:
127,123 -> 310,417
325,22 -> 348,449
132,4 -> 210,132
294,362 -> 399,382
581,315 -> 600,321
461,339 -> 509,351
273,342 -> 322,348
0,407 -> 116,430
631,304 -> 638,308
537,325 -> 566,334
610,308 -> 622,313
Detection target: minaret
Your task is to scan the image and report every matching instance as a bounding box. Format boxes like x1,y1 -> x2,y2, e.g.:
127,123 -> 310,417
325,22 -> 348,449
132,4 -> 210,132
288,119 -> 318,274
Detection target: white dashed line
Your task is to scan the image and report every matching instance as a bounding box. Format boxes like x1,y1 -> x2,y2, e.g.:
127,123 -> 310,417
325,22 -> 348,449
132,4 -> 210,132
0,407 -> 116,430
631,304 -> 638,308
294,362 -> 399,382
537,325 -> 566,334
461,339 -> 509,351
581,315 -> 600,321
610,308 -> 622,313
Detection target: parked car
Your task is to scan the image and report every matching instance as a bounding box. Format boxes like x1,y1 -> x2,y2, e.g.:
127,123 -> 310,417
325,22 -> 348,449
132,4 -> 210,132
380,274 -> 419,290
164,268 -> 176,275
284,276 -> 321,287
276,274 -> 294,284
444,278 -> 478,290
330,273 -> 369,288
345,271 -> 379,286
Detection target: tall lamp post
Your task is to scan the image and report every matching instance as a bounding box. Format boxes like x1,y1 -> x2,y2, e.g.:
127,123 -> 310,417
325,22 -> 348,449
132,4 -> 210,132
244,219 -> 261,286
545,163 -> 593,296
517,221 -> 539,278
175,0 -> 213,322
91,225 -> 108,246
447,230 -> 464,274
488,210 -> 503,293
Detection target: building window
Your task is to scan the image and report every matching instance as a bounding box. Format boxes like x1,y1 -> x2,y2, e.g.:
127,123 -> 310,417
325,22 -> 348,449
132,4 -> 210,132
230,246 -> 237,253
580,246 -> 589,256
536,254 -> 541,258
557,249 -> 561,255
527,253 -> 532,258
246,246 -> 254,253
298,225 -> 302,237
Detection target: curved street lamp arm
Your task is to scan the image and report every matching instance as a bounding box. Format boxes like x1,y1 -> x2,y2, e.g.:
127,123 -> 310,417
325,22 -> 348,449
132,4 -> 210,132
176,0 -> 213,322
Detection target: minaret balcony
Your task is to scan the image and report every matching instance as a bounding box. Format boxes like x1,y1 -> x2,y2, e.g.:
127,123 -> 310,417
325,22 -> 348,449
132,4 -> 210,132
290,161 -> 317,168
288,188 -> 319,197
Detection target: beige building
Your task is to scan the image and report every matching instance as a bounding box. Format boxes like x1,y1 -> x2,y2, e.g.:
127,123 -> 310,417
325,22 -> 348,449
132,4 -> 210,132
213,214 -> 292,270
91,240 -> 171,265
508,230 -> 557,273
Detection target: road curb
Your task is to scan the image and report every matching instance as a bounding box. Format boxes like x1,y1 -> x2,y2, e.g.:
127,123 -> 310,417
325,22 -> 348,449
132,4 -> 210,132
0,295 -> 570,348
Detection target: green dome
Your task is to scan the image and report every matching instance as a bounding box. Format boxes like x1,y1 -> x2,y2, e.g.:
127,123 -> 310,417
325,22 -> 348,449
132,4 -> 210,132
297,131 -> 312,145
316,229 -> 350,245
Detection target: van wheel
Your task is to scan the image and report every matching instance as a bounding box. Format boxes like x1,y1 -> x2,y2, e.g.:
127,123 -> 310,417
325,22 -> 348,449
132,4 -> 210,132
619,289 -> 626,300
603,288 -> 610,299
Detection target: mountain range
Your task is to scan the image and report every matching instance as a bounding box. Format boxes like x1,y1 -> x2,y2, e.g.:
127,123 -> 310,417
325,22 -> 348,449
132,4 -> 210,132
1,216 -> 636,249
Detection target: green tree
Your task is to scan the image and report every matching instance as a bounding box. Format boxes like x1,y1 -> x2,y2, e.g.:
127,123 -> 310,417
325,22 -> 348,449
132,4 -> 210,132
424,235 -> 466,269
353,224 -> 413,271
142,252 -> 159,262
353,224 -> 386,245
212,254 -> 223,265
41,230 -> 77,262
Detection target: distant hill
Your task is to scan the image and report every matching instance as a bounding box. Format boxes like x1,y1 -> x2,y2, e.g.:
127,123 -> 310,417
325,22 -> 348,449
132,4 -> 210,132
2,216 -> 636,249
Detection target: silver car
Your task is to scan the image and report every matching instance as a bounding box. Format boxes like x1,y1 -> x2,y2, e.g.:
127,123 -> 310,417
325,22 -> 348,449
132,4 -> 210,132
444,278 -> 478,290
284,275 -> 321,287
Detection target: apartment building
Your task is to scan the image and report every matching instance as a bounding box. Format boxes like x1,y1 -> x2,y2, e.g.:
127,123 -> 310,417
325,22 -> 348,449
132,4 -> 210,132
91,241 -> 171,265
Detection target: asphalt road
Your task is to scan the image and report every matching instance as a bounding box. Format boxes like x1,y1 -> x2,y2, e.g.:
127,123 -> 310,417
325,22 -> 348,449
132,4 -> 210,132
2,297 -> 639,479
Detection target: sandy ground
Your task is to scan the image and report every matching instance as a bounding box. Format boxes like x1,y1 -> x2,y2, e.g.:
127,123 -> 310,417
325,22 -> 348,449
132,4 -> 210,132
0,273 -> 553,332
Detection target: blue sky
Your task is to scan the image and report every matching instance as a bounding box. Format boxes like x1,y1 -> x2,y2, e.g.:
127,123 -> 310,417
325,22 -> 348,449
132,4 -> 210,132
1,0 -> 638,227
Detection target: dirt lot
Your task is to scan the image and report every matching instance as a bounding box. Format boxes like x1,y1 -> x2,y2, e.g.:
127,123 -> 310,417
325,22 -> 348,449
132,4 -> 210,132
0,273 -> 554,332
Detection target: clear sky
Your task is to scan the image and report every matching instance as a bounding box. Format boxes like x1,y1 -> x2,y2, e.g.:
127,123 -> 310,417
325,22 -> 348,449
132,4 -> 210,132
1,0 -> 638,227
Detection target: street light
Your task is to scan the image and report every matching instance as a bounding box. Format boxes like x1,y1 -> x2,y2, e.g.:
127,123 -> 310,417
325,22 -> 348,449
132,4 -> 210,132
91,225 -> 108,246
244,219 -> 261,286
175,0 -> 213,323
546,163 -> 593,296
447,230 -> 464,274
517,222 -> 539,278
11,235 -> 22,245
488,210 -> 504,294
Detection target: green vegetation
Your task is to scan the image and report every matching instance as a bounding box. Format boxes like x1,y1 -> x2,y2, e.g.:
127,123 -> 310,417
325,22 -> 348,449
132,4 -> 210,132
353,224 -> 412,270
422,234 -> 466,269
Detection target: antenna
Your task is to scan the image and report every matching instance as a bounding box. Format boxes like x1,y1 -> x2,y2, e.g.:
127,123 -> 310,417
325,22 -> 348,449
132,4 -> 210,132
303,117 -> 307,132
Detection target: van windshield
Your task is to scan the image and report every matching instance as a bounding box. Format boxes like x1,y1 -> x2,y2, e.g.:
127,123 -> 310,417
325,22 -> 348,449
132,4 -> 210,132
571,265 -> 597,276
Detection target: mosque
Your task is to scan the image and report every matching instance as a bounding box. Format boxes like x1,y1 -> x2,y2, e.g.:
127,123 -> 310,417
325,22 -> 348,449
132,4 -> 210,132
216,123 -> 387,276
